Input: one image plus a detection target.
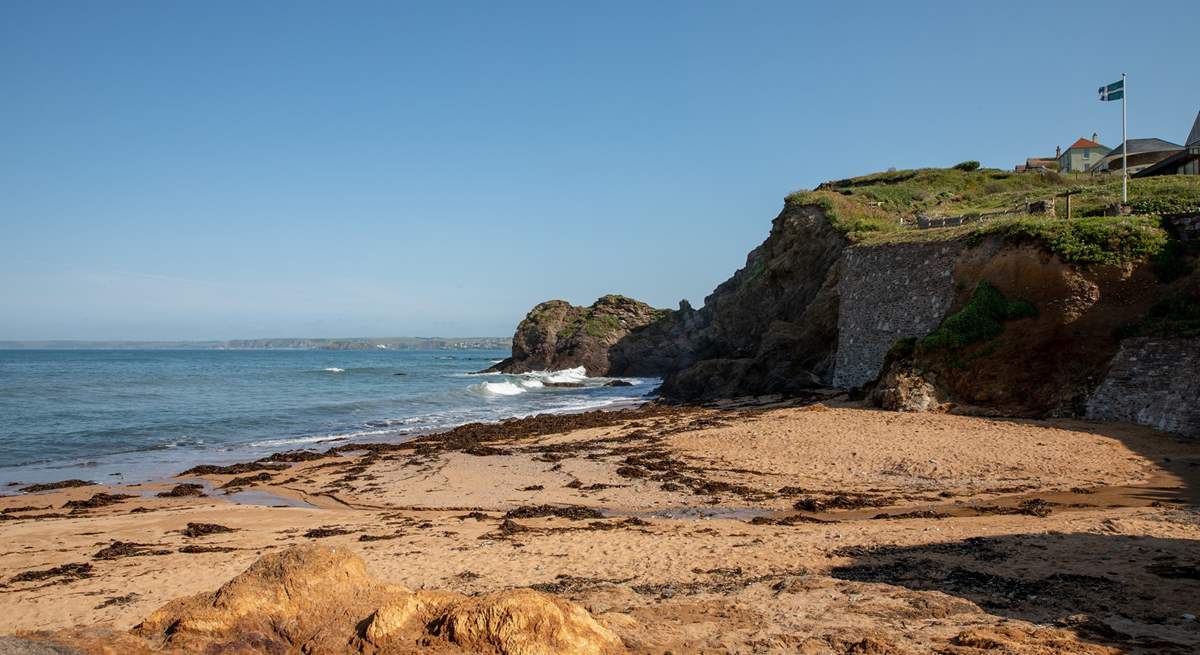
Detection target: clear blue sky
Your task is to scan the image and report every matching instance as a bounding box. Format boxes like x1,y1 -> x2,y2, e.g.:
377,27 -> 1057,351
2,1 -> 1197,340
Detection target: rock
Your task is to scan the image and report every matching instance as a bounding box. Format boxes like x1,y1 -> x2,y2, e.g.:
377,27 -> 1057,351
41,545 -> 625,655
873,366 -> 949,413
486,295 -> 668,376
603,380 -> 633,387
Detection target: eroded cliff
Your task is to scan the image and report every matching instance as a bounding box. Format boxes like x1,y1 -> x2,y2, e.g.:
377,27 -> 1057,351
497,167 -> 1200,430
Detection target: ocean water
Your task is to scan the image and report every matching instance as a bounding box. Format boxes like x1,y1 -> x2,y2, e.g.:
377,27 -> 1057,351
0,349 -> 654,488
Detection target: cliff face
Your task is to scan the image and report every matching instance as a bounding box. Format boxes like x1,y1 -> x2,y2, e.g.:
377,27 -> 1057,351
867,239 -> 1197,417
496,184 -> 1199,432
649,203 -> 848,399
487,295 -> 666,376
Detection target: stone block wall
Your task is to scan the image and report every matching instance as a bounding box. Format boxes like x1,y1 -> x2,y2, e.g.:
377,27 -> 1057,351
1165,212 -> 1200,242
1086,337 -> 1200,436
832,241 -> 963,388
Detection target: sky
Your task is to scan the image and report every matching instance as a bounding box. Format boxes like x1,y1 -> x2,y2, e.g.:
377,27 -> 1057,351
2,1 -> 1198,340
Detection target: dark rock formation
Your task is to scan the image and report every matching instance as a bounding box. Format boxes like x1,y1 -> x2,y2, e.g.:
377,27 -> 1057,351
486,295 -> 667,376
611,202 -> 849,400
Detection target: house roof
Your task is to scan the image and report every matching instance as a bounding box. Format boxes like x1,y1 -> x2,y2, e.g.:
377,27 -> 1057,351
1187,110 -> 1200,146
1104,138 -> 1184,157
1065,137 -> 1106,151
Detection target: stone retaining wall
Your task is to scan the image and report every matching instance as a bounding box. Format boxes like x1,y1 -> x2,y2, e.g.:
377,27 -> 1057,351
1086,337 -> 1200,436
832,241 -> 963,388
1165,212 -> 1200,242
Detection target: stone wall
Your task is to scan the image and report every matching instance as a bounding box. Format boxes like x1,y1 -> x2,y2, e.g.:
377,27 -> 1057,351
1086,337 -> 1200,435
1165,212 -> 1200,242
832,241 -> 964,388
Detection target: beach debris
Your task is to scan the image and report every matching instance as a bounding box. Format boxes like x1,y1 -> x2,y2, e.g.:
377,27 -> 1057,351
504,505 -> 604,520
178,545 -> 238,554
93,541 -> 171,560
456,511 -> 491,521
8,562 -> 94,585
1,505 -> 50,513
95,593 -> 140,609
18,479 -> 95,493
749,514 -> 836,526
219,472 -> 273,489
793,493 -> 896,512
178,462 -> 287,476
357,533 -> 402,542
182,522 -> 235,538
520,484 -> 544,491
304,526 -> 351,538
62,493 -> 137,510
872,510 -> 951,520
259,450 -> 327,463
156,483 -> 206,498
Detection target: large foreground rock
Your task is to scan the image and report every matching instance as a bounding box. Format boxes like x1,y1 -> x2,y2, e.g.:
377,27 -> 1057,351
28,545 -> 625,655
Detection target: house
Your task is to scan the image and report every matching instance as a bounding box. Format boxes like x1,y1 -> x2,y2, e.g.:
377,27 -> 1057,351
1088,138 -> 1183,175
1015,156 -> 1058,172
1134,111 -> 1200,177
1056,133 -> 1110,172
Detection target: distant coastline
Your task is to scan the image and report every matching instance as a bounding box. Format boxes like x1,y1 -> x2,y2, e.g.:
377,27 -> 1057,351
0,336 -> 512,351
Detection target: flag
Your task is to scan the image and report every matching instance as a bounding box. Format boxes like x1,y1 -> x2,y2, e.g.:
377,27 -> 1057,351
1099,79 -> 1124,101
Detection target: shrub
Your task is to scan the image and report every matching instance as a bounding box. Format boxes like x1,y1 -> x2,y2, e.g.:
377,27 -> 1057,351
921,281 -> 1037,351
975,215 -> 1169,266
953,160 -> 981,172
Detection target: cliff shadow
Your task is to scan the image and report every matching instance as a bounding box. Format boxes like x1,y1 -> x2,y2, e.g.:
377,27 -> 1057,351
826,415 -> 1200,653
830,530 -> 1200,653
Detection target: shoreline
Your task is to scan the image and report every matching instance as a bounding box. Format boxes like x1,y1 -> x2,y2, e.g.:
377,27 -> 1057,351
3,400 -> 1198,653
0,384 -> 655,496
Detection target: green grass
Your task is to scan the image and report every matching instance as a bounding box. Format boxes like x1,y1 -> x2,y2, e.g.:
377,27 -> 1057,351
921,281 -> 1037,352
785,166 -> 1198,265
971,215 -> 1170,266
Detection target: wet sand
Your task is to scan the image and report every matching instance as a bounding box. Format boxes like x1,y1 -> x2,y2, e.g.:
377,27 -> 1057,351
2,400 -> 1198,653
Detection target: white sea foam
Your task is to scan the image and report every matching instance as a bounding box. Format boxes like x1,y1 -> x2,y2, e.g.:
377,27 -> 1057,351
322,367 -> 345,373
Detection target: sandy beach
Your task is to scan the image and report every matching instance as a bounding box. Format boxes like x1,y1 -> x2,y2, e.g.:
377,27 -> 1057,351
2,400 -> 1197,653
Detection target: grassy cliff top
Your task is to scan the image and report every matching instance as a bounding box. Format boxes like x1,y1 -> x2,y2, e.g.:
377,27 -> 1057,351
785,167 -> 1200,265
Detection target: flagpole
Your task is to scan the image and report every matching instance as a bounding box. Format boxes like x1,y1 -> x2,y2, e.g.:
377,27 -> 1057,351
1122,72 -> 1128,204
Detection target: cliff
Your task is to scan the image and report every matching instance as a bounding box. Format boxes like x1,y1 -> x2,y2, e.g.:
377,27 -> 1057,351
498,167 -> 1200,432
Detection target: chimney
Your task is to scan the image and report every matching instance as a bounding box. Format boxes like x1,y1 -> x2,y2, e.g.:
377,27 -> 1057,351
1056,145 -> 1061,158
1092,132 -> 1098,143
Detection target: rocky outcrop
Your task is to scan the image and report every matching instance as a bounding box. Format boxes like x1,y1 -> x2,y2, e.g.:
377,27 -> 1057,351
36,545 -> 625,655
606,203 -> 848,399
487,295 -> 666,376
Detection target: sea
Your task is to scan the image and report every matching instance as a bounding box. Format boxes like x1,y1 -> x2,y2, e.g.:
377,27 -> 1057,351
0,349 -> 655,489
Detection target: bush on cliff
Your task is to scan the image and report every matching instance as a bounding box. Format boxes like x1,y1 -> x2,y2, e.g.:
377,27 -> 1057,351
973,215 -> 1170,266
921,281 -> 1037,352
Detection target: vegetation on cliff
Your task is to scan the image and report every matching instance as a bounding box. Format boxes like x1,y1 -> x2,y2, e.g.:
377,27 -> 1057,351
920,281 -> 1037,352
785,166 -> 1199,265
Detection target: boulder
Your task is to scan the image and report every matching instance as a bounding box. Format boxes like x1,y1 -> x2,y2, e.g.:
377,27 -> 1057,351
487,295 -> 667,376
37,545 -> 625,655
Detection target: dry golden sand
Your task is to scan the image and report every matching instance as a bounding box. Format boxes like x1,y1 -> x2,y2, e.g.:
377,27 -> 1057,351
1,402 -> 1198,653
